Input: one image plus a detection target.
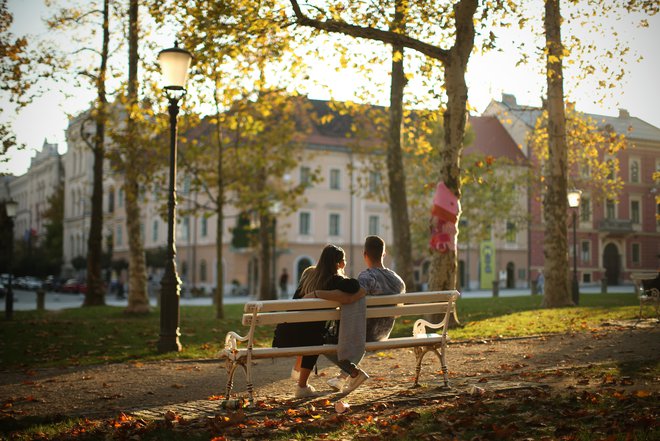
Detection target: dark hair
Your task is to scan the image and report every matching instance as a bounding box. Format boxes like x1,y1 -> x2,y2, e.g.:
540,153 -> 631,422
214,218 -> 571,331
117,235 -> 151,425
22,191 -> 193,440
300,244 -> 346,293
364,235 -> 385,261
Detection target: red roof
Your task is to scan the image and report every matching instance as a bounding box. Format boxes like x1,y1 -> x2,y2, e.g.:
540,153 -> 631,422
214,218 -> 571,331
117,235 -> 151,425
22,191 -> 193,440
466,116 -> 527,164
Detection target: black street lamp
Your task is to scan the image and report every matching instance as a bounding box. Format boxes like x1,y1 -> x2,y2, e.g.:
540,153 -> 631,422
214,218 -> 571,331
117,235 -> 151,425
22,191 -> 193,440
156,42 -> 192,353
4,199 -> 18,320
568,189 -> 582,306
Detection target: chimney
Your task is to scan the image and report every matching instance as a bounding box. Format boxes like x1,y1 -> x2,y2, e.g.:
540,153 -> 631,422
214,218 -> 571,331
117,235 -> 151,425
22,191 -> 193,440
502,93 -> 517,107
618,108 -> 630,119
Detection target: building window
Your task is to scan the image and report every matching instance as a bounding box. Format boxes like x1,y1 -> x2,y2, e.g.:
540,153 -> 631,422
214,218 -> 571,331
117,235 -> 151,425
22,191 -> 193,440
606,199 -> 615,219
580,164 -> 591,178
631,243 -> 641,265
581,240 -> 590,263
181,216 -> 190,241
152,220 -> 158,243
368,215 -> 379,236
299,212 -> 310,235
201,217 -> 208,237
330,169 -> 340,190
505,222 -> 516,243
329,213 -> 340,236
140,223 -> 145,244
606,159 -> 616,180
116,225 -> 123,246
300,166 -> 311,187
200,259 -> 207,282
369,171 -> 382,194
118,188 -> 124,208
630,160 -> 640,183
631,200 -> 640,224
580,196 -> 591,223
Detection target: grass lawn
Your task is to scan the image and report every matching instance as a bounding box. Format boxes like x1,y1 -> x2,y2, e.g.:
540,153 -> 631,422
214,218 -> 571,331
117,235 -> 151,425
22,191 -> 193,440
0,293 -> 641,370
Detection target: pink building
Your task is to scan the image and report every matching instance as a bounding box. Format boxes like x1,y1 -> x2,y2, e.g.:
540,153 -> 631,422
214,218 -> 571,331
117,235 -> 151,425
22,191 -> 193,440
485,94 -> 659,286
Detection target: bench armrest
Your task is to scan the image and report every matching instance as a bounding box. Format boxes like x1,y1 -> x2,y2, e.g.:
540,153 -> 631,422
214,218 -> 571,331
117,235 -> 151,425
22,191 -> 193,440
224,331 -> 249,354
413,318 -> 447,337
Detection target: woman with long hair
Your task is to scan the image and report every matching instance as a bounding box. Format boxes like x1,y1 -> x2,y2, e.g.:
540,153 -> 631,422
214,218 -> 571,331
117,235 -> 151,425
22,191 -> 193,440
272,244 -> 368,398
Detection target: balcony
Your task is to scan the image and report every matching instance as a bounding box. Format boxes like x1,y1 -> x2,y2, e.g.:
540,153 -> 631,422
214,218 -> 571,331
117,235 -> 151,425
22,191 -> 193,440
598,218 -> 633,233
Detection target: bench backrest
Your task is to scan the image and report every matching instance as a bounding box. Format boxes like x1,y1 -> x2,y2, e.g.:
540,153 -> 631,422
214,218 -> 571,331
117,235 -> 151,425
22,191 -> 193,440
242,290 -> 459,327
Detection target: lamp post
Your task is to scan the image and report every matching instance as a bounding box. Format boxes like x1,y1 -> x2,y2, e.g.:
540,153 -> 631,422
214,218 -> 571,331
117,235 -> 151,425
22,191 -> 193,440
4,199 -> 18,320
567,189 -> 582,306
156,41 -> 192,353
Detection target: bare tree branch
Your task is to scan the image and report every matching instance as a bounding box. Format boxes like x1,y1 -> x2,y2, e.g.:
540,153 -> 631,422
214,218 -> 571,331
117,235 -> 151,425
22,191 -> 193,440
288,0 -> 449,62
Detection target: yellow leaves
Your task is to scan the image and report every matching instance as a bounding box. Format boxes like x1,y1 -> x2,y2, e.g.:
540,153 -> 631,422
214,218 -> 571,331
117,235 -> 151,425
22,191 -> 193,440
548,55 -> 560,64
392,50 -> 403,63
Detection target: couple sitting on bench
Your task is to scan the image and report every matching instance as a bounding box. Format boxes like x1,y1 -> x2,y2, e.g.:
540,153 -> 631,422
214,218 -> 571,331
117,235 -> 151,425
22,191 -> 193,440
272,236 -> 406,398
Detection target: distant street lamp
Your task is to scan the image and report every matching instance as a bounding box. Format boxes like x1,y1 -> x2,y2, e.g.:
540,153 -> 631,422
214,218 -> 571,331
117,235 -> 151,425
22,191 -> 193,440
4,199 -> 18,320
568,189 -> 582,306
156,41 -> 192,353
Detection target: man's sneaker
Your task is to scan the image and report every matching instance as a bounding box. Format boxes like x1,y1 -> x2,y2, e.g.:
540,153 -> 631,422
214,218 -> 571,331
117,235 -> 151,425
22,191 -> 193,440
342,369 -> 369,394
327,375 -> 345,391
294,384 -> 318,399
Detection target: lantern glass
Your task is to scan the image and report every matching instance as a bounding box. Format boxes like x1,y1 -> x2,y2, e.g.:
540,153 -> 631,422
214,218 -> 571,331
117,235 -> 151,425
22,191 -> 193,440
567,189 -> 582,208
158,44 -> 192,90
5,199 -> 18,218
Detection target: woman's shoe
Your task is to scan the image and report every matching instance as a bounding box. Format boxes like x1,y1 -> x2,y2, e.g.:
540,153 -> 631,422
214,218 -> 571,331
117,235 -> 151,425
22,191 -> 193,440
294,384 -> 318,398
342,369 -> 369,394
327,375 -> 345,391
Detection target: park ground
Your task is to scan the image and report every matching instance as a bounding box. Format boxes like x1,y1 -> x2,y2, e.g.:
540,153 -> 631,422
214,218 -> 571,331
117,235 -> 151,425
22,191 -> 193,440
0,292 -> 658,440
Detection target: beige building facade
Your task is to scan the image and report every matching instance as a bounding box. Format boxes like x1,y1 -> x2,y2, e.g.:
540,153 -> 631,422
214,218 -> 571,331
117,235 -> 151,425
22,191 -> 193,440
7,140 -> 63,249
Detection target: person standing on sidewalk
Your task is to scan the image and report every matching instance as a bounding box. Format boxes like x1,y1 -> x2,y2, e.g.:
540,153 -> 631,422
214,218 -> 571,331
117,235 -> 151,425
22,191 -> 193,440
279,268 -> 289,298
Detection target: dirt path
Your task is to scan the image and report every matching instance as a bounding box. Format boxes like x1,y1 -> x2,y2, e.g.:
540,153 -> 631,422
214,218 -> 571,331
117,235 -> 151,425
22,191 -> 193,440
1,320 -> 658,422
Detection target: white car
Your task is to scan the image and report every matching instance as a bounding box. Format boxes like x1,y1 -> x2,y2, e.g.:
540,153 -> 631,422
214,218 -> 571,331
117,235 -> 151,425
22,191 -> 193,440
22,276 -> 43,290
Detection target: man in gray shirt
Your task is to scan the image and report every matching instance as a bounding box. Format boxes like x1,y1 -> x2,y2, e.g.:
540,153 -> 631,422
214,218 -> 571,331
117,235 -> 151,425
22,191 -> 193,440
358,235 -> 406,341
327,235 -> 406,392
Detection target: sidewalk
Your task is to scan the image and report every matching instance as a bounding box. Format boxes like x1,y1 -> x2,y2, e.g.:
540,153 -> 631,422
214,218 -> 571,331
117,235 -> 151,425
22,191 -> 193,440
1,284 -> 633,312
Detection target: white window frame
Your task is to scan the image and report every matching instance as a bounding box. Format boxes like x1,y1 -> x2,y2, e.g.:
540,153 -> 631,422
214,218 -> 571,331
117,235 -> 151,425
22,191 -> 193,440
299,211 -> 311,235
368,215 -> 380,236
329,213 -> 340,236
330,168 -> 341,190
630,198 -> 641,224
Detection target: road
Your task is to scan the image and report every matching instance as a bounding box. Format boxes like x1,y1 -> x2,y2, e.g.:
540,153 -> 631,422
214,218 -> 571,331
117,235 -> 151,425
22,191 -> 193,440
1,284 -> 635,312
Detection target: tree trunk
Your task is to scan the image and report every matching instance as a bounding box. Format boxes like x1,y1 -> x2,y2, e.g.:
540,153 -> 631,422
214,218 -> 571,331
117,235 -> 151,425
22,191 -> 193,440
386,0 -> 414,289
258,213 -> 275,300
214,83 -> 225,319
124,0 -> 149,313
83,0 -> 109,307
542,0 -> 572,307
428,0 -> 476,295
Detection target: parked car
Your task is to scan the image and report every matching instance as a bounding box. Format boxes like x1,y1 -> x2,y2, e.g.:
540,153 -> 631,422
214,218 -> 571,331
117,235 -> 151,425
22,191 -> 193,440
43,275 -> 63,292
22,276 -> 43,291
0,281 -> 6,298
61,279 -> 87,294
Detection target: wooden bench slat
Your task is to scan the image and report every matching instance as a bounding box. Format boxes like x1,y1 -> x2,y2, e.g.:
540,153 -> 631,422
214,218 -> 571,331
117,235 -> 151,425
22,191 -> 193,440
223,335 -> 446,360
243,290 -> 459,313
243,302 -> 453,326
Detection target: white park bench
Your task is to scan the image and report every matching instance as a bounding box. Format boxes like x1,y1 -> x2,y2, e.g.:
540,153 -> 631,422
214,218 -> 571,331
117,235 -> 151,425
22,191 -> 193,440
219,290 -> 460,405
630,272 -> 660,323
